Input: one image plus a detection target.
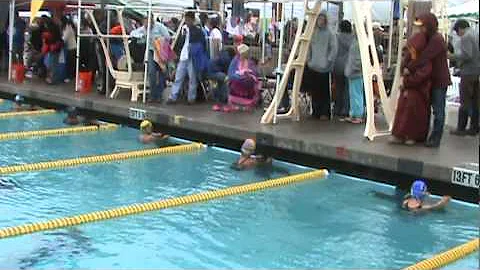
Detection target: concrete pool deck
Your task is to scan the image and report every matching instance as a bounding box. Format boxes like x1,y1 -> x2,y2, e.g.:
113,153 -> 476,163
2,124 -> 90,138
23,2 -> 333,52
0,78 -> 478,200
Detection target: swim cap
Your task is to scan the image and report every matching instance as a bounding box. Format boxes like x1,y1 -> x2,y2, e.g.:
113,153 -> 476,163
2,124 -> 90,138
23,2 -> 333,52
410,180 -> 428,201
66,106 -> 78,117
241,138 -> 256,156
140,120 -> 153,130
14,94 -> 24,103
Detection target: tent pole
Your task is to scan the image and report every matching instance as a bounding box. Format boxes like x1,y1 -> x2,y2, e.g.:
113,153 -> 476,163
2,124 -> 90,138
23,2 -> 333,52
275,2 -> 286,93
75,0 -> 81,92
387,0 -> 395,69
105,10 -> 111,97
261,1 -> 266,63
8,0 -> 15,81
142,0 -> 153,104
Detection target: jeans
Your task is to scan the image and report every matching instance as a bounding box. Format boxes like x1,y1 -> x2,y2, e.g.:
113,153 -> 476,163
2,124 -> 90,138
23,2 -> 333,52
148,50 -> 166,101
169,59 -> 198,102
207,72 -> 228,103
348,77 -> 365,118
457,75 -> 479,132
429,87 -> 447,143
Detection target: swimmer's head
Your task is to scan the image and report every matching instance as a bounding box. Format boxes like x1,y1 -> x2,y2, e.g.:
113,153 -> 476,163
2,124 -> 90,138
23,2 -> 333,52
241,138 -> 256,156
140,120 -> 153,133
66,106 -> 78,118
14,94 -> 24,105
410,180 -> 428,201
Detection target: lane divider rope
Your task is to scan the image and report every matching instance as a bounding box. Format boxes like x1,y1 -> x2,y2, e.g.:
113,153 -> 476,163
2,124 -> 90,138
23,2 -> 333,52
0,109 -> 56,119
0,143 -> 204,175
0,169 -> 328,239
0,123 -> 119,141
404,238 -> 479,270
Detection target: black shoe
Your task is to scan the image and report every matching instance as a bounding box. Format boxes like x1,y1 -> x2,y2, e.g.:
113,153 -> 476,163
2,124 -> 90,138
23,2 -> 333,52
425,140 -> 440,148
450,129 -> 468,136
166,99 -> 177,105
466,129 -> 479,136
187,100 -> 196,106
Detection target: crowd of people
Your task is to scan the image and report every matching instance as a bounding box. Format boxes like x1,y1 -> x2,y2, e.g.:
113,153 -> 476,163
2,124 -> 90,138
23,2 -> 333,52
2,8 -> 478,149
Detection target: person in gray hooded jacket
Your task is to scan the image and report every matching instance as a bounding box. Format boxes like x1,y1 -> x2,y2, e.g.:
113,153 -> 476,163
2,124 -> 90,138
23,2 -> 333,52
334,20 -> 354,120
450,19 -> 480,136
303,12 -> 338,120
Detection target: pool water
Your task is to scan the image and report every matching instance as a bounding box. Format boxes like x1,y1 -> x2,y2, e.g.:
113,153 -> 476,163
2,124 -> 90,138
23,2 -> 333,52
0,103 -> 478,269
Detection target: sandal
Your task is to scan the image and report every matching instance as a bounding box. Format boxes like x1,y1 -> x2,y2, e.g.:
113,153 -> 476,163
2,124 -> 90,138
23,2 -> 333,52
212,104 -> 222,111
404,140 -> 416,146
350,118 -> 363,124
389,136 -> 404,144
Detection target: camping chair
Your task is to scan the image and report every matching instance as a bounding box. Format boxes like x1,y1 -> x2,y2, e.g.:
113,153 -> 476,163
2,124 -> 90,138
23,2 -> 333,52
87,9 -> 147,102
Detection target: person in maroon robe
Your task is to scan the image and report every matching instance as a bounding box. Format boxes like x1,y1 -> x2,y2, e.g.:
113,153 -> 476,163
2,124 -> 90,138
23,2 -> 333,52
390,33 -> 432,145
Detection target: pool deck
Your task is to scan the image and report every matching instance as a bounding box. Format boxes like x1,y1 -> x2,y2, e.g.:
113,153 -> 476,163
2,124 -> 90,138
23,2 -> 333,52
0,77 -> 478,198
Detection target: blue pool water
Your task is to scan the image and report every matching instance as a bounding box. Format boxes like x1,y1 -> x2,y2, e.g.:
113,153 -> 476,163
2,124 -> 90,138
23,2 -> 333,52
0,107 -> 478,269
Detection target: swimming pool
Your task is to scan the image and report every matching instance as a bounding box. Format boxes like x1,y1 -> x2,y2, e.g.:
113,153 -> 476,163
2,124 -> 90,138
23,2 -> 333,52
0,104 -> 478,269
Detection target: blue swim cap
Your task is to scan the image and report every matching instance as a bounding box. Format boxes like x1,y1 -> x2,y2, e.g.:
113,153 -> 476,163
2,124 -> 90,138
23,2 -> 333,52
411,180 -> 428,201
14,94 -> 24,103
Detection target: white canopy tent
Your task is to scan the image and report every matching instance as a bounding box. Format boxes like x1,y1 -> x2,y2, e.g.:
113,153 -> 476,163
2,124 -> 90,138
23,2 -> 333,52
447,0 -> 479,17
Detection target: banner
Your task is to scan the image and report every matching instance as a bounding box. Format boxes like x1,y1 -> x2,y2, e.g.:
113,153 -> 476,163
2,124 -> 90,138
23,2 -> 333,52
30,0 -> 45,24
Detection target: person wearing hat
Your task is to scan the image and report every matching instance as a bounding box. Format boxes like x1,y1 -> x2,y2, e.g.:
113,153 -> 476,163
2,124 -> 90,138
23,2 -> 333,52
233,138 -> 272,170
63,107 -> 100,126
63,106 -> 81,125
304,12 -> 338,120
226,44 -> 260,111
402,180 -> 450,212
138,120 -> 169,144
13,94 -> 25,111
405,13 -> 451,148
12,94 -> 36,112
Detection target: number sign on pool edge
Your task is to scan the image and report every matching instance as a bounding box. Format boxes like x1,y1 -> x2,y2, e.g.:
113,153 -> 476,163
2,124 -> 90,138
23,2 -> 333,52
451,167 -> 479,189
129,108 -> 147,121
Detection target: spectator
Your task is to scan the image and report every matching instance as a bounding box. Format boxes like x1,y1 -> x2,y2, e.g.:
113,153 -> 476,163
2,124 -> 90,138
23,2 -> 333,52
344,32 -> 364,124
450,19 -> 480,136
227,44 -> 260,111
208,16 -> 223,59
334,20 -> 354,120
372,22 -> 384,64
303,12 -> 337,120
29,17 -> 46,78
391,33 -> 431,145
168,12 -> 208,105
134,15 -> 172,103
209,47 -> 236,110
61,16 -> 77,83
13,11 -> 26,61
406,13 -> 451,148
109,21 -> 125,67
41,17 -> 64,84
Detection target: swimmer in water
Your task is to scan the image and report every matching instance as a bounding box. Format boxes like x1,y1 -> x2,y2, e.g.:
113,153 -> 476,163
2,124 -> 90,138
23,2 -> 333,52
138,120 -> 169,144
13,94 -> 37,111
402,180 -> 451,213
232,138 -> 272,170
63,106 -> 80,125
63,107 -> 100,126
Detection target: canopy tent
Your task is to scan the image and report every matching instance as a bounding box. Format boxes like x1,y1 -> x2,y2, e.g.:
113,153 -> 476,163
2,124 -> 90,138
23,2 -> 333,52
447,0 -> 479,18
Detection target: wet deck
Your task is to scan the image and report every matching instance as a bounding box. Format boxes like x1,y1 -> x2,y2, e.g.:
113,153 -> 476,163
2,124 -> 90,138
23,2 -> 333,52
0,78 -> 478,199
